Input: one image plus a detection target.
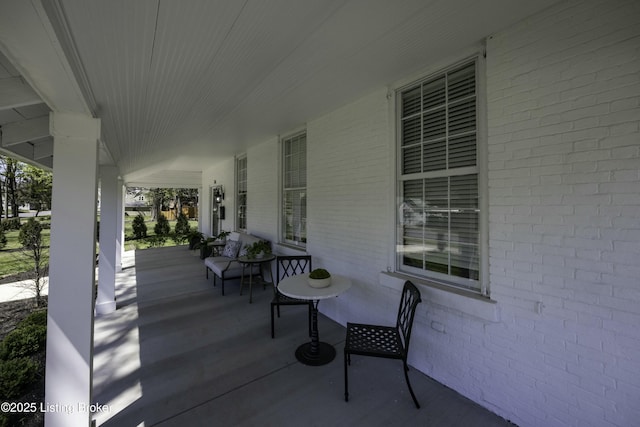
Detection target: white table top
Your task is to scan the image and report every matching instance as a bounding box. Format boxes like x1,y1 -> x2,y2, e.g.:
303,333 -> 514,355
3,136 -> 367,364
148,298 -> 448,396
277,273 -> 352,300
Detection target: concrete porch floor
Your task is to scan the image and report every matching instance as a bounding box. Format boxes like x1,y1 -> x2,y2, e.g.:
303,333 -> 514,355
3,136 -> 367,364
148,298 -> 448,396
92,246 -> 513,427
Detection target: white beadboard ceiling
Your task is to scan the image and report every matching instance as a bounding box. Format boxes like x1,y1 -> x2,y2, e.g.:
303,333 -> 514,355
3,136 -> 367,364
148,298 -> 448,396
0,0 -> 559,187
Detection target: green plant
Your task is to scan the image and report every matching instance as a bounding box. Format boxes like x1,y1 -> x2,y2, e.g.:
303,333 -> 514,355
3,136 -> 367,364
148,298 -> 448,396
20,310 -> 47,328
309,268 -> 331,279
0,324 -> 47,360
1,218 -> 21,231
187,230 -> 205,250
147,235 -> 167,248
17,218 -> 47,307
154,214 -> 171,237
216,230 -> 231,241
245,240 -> 271,259
0,357 -> 39,400
131,214 -> 148,239
0,227 -> 6,250
18,218 -> 42,250
174,212 -> 191,236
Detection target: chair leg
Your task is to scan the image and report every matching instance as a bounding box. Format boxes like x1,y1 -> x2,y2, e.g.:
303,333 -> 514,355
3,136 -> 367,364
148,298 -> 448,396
344,350 -> 349,402
206,267 -> 209,279
403,360 -> 420,409
308,303 -> 312,336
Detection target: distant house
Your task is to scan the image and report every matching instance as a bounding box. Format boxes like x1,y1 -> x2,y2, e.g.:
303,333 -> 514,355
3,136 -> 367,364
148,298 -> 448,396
125,189 -> 150,210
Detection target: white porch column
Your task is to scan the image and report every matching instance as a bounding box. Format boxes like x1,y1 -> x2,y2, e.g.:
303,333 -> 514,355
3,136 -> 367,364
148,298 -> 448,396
95,165 -> 118,315
116,179 -> 124,271
45,113 -> 100,427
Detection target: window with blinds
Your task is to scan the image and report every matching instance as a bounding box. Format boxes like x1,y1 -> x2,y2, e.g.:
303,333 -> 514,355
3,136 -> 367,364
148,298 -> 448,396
282,132 -> 307,246
236,155 -> 247,231
398,60 -> 480,291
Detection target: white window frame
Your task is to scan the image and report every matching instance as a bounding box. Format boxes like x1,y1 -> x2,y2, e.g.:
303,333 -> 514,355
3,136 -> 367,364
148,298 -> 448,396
396,56 -> 488,296
280,131 -> 307,247
236,155 -> 247,232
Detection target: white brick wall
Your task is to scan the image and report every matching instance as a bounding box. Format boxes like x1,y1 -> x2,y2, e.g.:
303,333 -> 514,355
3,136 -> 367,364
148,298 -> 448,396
246,137 -> 279,242
306,88 -> 395,322
485,0 -> 640,425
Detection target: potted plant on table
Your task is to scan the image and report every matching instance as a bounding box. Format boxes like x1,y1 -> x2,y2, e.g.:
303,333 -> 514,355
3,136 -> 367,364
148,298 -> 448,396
245,240 -> 272,259
187,230 -> 205,250
308,268 -> 331,288
215,230 -> 231,243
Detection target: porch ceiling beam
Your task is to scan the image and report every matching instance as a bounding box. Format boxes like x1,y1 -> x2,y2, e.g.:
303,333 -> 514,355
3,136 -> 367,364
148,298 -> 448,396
1,115 -> 50,147
33,138 -> 54,159
0,77 -> 41,109
2,141 -> 33,160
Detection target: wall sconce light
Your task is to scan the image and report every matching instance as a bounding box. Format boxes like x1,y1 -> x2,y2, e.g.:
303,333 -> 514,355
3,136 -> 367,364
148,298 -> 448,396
213,186 -> 225,203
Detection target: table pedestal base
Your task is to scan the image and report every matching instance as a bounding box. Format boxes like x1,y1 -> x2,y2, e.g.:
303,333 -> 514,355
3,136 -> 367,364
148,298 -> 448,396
295,342 -> 336,366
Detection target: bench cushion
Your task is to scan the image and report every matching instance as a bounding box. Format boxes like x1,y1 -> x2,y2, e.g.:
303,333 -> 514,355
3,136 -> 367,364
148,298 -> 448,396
204,232 -> 267,280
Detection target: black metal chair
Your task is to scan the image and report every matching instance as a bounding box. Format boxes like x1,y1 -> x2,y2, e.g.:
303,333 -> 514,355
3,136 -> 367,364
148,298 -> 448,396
344,280 -> 422,408
271,255 -> 313,338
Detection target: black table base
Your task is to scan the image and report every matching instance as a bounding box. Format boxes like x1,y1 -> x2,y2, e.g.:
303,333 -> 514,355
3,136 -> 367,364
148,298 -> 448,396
294,300 -> 336,366
295,342 -> 336,366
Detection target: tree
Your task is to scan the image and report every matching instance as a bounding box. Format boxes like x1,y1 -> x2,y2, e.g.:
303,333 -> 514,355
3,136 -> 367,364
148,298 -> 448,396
18,165 -> 52,216
148,188 -> 174,221
154,214 -> 170,237
131,214 -> 147,239
0,156 -> 20,218
18,218 -> 48,307
173,212 -> 190,245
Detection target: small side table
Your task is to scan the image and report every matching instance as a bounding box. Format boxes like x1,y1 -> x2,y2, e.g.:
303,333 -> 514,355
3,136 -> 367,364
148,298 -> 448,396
237,254 -> 276,303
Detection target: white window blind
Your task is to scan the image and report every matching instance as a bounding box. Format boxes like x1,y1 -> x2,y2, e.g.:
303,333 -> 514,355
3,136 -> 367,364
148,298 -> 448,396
282,132 -> 307,246
399,60 -> 480,291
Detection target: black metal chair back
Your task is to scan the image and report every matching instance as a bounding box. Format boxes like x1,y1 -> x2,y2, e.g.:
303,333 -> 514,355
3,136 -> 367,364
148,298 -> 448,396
396,281 -> 421,351
271,255 -> 313,338
276,255 -> 312,285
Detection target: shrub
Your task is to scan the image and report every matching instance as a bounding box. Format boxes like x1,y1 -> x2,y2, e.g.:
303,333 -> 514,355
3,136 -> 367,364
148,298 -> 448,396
0,357 -> 39,400
147,235 -> 166,248
18,218 -> 43,250
131,214 -> 147,239
0,324 -> 47,360
0,227 -> 6,250
20,310 -> 47,328
1,218 -> 21,231
174,212 -> 190,236
154,214 -> 170,237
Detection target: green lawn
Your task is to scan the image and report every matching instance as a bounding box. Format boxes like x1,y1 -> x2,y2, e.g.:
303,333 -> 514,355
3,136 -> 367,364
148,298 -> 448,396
0,217 -> 51,278
0,214 -> 198,279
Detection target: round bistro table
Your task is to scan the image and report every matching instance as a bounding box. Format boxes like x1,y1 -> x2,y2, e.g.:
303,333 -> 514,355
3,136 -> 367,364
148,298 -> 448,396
277,273 -> 352,366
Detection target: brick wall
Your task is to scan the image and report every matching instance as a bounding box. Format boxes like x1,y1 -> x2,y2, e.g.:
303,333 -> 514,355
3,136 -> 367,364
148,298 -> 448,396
307,88 -> 396,322
485,0 -> 640,425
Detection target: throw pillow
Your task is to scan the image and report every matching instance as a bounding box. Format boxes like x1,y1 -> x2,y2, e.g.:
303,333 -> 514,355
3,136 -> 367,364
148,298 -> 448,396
239,244 -> 249,257
222,240 -> 241,258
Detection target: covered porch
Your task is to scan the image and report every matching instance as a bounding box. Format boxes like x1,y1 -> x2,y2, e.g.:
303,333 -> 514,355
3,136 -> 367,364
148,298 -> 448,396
93,245 -> 510,426
1,1 -> 639,426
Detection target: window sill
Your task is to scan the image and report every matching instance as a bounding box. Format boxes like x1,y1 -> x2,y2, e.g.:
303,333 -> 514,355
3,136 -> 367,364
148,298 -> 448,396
275,242 -> 307,253
379,272 -> 500,323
